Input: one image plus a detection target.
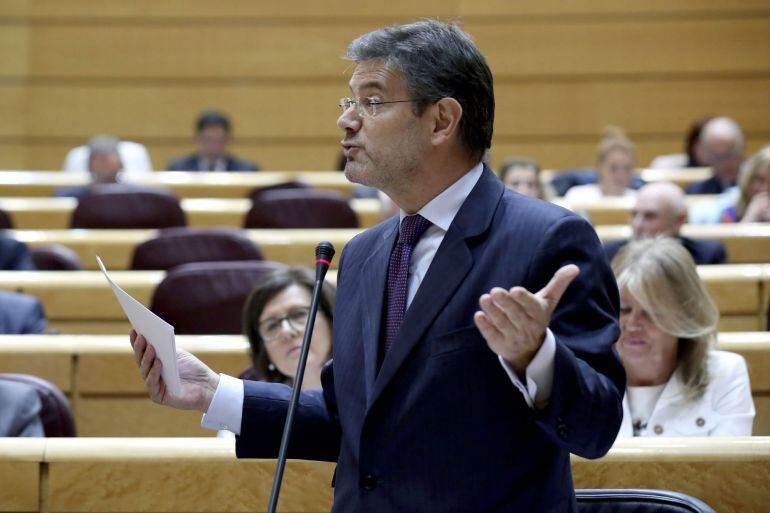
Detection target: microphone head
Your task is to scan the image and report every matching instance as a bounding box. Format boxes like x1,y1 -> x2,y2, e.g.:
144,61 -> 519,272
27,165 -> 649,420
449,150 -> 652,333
315,241 -> 335,263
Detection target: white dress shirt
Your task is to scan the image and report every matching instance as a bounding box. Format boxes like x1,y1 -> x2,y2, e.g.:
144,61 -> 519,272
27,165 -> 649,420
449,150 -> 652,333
202,163 -> 556,434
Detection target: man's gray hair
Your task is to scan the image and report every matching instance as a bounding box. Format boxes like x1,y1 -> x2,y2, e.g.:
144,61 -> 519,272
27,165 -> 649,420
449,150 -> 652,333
87,135 -> 120,157
346,20 -> 494,162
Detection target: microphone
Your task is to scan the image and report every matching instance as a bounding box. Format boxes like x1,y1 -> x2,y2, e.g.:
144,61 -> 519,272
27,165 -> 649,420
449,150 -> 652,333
266,242 -> 335,513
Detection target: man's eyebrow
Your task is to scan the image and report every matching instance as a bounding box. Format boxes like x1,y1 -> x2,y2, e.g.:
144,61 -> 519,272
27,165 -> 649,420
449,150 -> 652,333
349,80 -> 387,94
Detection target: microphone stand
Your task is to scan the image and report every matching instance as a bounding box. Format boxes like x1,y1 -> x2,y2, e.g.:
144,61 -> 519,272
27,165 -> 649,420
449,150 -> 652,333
266,242 -> 335,513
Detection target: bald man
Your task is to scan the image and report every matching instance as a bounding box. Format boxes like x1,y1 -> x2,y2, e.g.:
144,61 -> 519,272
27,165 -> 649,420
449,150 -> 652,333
604,182 -> 727,265
686,117 -> 744,195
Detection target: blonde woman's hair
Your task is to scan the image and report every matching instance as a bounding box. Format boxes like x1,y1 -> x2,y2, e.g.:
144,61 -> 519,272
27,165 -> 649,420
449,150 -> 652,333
612,237 -> 718,400
596,126 -> 635,166
736,145 -> 770,219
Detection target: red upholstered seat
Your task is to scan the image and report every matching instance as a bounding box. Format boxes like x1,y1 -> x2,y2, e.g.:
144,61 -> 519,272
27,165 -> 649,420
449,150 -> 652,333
244,189 -> 359,229
70,185 -> 186,229
0,208 -> 13,229
31,244 -> 83,271
150,260 -> 284,334
247,180 -> 313,202
130,227 -> 263,271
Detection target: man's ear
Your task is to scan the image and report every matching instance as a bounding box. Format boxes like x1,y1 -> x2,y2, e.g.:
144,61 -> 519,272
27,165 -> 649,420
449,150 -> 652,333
430,98 -> 463,147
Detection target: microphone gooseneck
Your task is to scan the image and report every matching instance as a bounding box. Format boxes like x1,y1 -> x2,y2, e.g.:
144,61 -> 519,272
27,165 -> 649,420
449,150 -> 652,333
266,242 -> 335,513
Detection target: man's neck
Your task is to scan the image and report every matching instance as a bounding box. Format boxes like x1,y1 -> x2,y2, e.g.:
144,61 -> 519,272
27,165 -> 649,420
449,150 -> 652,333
392,154 -> 479,214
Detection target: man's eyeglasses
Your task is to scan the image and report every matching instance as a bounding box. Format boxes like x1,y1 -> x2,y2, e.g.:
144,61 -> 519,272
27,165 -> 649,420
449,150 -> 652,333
339,97 -> 430,118
258,307 -> 310,342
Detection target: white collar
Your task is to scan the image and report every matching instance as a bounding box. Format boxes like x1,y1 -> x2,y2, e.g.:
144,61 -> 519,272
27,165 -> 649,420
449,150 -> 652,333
399,162 -> 484,232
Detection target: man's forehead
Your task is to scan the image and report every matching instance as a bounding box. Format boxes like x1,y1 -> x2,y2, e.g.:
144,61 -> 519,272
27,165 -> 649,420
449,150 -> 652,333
348,62 -> 402,92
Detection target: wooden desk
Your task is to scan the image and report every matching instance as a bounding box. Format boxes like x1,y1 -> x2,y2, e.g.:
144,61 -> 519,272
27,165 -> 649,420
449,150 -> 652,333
1,333 -> 768,437
541,167 -> 713,191
555,195 -> 713,225
0,437 -> 766,513
0,171 -> 358,199
8,229 -> 362,271
0,264 -> 762,333
595,224 -> 770,264
0,197 -> 381,230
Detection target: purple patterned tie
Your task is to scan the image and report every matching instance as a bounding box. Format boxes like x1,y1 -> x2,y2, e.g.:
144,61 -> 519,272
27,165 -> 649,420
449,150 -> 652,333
384,214 -> 432,355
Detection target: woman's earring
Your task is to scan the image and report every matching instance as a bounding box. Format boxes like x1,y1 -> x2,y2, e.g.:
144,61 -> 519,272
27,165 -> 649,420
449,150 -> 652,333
268,363 -> 276,372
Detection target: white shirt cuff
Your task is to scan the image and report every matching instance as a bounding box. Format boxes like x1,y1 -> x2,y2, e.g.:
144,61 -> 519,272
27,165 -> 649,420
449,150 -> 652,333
200,373 -> 244,435
498,329 -> 556,409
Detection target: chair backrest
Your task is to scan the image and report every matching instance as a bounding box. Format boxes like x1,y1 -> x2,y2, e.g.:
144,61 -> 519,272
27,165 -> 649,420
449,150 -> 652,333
150,260 -> 284,334
130,227 -> 263,270
576,489 -> 716,513
0,208 -> 13,229
31,244 -> 83,271
247,180 -> 313,202
71,186 -> 187,229
245,189 -> 359,229
0,373 -> 76,437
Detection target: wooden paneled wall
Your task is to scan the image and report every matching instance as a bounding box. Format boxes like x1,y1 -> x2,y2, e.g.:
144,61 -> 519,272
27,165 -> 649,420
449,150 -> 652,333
1,1 -> 769,171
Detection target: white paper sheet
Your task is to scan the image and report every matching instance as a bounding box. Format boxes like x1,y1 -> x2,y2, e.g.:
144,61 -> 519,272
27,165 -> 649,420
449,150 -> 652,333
97,256 -> 182,395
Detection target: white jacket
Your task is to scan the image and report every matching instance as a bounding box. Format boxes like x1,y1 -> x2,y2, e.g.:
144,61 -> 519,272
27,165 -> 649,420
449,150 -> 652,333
618,350 -> 755,437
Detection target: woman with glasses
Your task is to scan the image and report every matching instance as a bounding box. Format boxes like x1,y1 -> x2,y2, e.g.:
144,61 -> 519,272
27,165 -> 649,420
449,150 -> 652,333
240,266 -> 334,390
612,237 -> 754,437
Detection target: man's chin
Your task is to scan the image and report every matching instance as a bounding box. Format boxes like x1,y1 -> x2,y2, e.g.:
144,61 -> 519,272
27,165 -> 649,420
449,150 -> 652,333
343,162 -> 373,187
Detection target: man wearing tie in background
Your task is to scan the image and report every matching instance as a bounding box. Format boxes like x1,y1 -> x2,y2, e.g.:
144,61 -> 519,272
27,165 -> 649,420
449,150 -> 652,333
132,20 -> 624,513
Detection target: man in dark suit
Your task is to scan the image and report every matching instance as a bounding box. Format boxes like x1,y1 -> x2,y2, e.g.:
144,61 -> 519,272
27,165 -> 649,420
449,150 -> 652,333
0,290 -> 47,334
604,182 -> 727,265
685,117 -> 744,195
167,111 -> 259,172
132,21 -> 624,513
0,379 -> 44,437
0,235 -> 36,270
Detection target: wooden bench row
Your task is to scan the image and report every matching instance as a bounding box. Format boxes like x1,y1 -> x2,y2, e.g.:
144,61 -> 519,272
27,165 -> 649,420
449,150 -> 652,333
5,225 -> 770,275
0,168 -> 712,199
1,264 -> 768,333
0,333 -> 768,438
0,437 -> 767,513
0,197 -> 382,230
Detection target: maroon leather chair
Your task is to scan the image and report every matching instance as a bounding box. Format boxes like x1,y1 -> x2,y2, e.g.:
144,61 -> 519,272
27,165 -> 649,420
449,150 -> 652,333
247,180 -> 313,202
130,227 -> 263,271
0,209 -> 12,229
70,186 -> 186,229
150,260 -> 284,334
244,189 -> 359,229
0,373 -> 76,437
31,245 -> 83,271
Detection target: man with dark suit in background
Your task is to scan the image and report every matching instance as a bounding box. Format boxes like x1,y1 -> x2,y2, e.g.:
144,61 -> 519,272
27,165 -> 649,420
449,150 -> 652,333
0,290 -> 47,334
132,20 -> 624,513
167,111 -> 259,172
604,181 -> 727,265
0,235 -> 36,271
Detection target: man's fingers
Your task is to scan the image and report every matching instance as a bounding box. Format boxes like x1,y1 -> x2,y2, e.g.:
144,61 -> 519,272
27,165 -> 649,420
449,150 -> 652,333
480,290 -> 522,335
139,343 -> 156,379
132,334 -> 146,367
473,311 -> 503,345
538,264 -> 579,308
508,287 -> 544,321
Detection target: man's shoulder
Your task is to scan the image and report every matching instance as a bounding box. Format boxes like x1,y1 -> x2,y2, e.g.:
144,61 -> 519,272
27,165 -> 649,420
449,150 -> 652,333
226,155 -> 259,171
681,236 -> 727,264
167,155 -> 197,171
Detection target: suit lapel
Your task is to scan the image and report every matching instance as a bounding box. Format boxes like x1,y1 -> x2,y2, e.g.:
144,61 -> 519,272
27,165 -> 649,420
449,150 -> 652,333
359,218 -> 399,402
369,167 -> 504,408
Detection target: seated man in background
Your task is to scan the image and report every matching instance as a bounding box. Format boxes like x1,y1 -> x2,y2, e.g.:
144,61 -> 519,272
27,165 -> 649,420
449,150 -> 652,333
0,290 -> 47,334
0,379 -> 44,437
62,137 -> 152,174
0,235 -> 36,270
168,111 -> 259,172
686,117 -> 744,195
603,182 -> 727,265
54,135 -> 123,200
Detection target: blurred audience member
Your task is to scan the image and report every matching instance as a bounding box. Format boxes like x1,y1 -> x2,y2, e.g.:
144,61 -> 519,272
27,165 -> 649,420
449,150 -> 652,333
54,135 -> 123,200
497,157 -> 548,200
0,235 -> 36,270
63,138 -> 152,174
240,267 -> 333,390
168,111 -> 259,172
649,116 -> 714,169
686,117 -> 744,194
613,238 -> 754,436
564,127 -> 636,201
0,380 -> 44,437
718,145 -> 770,223
604,182 -> 726,265
0,290 -> 46,334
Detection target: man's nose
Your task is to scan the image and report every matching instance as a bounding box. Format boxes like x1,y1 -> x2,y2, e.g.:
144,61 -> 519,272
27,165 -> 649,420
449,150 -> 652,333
337,105 -> 362,132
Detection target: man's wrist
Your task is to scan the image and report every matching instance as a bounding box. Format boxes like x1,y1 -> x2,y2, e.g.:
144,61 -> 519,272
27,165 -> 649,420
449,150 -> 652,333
200,373 -> 221,413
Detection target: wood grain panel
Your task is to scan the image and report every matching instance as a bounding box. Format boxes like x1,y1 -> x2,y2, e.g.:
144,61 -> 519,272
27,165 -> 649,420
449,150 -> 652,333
0,353 -> 71,392
0,86 -> 26,138
75,397 -> 210,436
460,0 -> 770,18
0,23 -> 28,77
0,461 -> 38,512
470,18 -> 770,77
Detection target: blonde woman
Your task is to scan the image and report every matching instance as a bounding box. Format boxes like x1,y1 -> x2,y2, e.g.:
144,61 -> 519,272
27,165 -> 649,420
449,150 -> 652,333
564,127 -> 636,201
720,145 -> 770,223
612,238 -> 754,436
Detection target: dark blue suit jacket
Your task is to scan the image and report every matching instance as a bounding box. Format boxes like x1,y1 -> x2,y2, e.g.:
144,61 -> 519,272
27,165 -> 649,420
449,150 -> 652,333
167,154 -> 259,172
0,290 -> 46,334
685,176 -> 734,195
236,167 -> 625,513
604,236 -> 727,266
0,236 -> 36,271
